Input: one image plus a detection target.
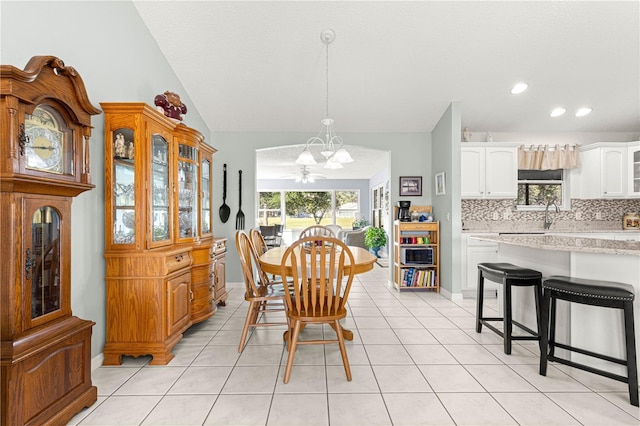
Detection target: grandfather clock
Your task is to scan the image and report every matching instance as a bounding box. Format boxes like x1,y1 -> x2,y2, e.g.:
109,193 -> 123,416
1,56 -> 101,425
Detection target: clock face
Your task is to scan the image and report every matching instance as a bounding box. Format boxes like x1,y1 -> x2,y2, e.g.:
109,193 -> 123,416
24,106 -> 66,173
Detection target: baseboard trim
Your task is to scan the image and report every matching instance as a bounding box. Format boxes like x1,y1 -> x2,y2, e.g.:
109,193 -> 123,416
91,353 -> 104,371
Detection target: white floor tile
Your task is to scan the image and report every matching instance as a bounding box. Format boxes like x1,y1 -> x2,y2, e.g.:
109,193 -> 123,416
437,392 -> 518,425
113,366 -> 186,395
465,364 -> 537,392
547,392 -> 640,425
168,366 -> 231,394
364,344 -> 414,365
275,364 -> 327,393
204,394 -> 271,425
328,393 -> 391,425
268,393 -> 329,426
383,393 -> 454,425
491,392 -> 581,425
77,395 -> 161,425
141,394 -> 216,425
418,365 -> 484,392
372,365 -> 432,393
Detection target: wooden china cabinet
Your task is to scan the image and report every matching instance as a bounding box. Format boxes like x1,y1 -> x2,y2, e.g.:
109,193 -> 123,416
0,56 -> 100,425
101,103 -> 226,366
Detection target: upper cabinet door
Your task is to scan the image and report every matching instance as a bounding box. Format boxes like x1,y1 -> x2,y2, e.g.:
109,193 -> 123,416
600,147 -> 626,197
461,148 -> 485,198
485,147 -> 518,198
628,144 -> 640,198
461,144 -> 517,199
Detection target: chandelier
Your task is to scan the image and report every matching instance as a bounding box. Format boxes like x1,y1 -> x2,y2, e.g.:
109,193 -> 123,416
295,29 -> 353,169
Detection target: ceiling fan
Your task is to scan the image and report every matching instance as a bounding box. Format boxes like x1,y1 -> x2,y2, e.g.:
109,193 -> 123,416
281,166 -> 326,184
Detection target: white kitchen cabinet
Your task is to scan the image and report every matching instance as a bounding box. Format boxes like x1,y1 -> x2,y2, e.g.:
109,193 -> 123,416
462,234 -> 499,297
461,144 -> 518,199
578,142 -> 640,198
628,144 -> 640,197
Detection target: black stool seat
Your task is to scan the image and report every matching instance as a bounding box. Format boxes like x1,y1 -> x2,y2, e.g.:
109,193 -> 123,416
476,262 -> 543,355
540,275 -> 638,407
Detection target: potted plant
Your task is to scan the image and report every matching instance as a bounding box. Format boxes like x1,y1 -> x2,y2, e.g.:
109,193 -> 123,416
352,217 -> 369,230
364,227 -> 387,258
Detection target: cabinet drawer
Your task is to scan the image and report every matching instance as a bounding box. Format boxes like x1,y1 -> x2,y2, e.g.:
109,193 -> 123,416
165,250 -> 192,274
191,279 -> 214,300
191,263 -> 214,283
398,223 -> 437,232
213,239 -> 227,255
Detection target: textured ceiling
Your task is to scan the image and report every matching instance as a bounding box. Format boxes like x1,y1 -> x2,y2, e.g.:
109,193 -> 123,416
134,1 -> 640,178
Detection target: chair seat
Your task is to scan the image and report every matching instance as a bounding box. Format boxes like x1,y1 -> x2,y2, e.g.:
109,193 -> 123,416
543,276 -> 635,302
289,301 -> 347,321
478,262 -> 543,281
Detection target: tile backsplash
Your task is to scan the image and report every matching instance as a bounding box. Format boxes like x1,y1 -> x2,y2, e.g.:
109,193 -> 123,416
462,199 -> 640,232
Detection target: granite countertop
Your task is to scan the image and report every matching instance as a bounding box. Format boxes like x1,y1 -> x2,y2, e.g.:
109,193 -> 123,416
470,234 -> 640,256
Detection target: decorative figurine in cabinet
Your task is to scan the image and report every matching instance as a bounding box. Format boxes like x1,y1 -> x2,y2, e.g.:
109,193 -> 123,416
102,103 -> 193,365
1,56 -> 100,426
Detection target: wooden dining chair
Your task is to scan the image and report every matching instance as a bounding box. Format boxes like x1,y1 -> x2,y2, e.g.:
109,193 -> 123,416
280,235 -> 356,383
235,231 -> 287,352
299,225 -> 335,239
249,228 -> 269,256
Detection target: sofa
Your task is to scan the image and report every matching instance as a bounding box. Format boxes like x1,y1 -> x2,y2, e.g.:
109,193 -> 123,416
342,225 -> 371,249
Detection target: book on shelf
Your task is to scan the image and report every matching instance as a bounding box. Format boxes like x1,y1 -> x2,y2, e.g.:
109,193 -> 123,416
401,267 -> 437,287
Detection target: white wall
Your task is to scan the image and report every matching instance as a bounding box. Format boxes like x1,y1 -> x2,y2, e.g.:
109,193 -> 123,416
1,1 -> 209,358
212,132 -> 429,283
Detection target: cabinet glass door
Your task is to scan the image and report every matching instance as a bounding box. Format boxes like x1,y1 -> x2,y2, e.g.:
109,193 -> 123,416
632,148 -> 640,194
201,157 -> 212,236
177,143 -> 198,240
151,134 -> 170,243
112,128 -> 135,244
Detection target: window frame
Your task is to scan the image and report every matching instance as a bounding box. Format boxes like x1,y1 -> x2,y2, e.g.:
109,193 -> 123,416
515,169 -> 571,211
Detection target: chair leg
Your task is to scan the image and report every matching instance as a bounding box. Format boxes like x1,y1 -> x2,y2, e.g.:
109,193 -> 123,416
623,301 -> 639,407
238,301 -> 258,353
334,320 -> 352,381
539,290 -> 551,376
504,281 -> 512,355
534,282 -> 543,353
548,294 -> 557,359
284,320 -> 302,384
476,270 -> 485,333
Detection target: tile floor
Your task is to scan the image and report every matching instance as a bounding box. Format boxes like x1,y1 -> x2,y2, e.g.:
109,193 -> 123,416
69,265 -> 640,425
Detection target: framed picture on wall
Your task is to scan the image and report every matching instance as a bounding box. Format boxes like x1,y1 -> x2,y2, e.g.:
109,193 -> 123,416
435,172 -> 446,196
399,176 -> 422,196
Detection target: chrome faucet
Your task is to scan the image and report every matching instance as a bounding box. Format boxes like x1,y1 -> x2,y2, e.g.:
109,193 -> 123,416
544,197 -> 560,230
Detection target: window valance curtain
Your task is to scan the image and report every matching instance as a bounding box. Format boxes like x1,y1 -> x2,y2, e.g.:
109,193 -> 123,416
518,144 -> 579,170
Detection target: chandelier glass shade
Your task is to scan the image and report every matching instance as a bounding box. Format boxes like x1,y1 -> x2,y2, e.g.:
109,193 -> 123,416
295,29 -> 352,167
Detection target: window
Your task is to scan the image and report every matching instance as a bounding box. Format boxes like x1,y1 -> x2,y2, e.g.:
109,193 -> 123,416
516,169 -> 568,209
257,190 -> 360,229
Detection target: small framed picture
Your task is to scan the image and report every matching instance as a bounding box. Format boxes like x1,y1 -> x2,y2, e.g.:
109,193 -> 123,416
399,176 -> 422,196
435,172 -> 446,196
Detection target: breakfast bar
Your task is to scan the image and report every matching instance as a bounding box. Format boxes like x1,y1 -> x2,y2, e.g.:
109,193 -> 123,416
471,233 -> 640,376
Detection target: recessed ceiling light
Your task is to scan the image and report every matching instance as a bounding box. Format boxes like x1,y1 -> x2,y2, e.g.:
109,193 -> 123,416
575,107 -> 593,117
550,107 -> 567,117
510,82 -> 528,94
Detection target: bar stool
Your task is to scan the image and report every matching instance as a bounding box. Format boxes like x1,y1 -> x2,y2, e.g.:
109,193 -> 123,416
476,262 -> 543,355
539,276 -> 638,407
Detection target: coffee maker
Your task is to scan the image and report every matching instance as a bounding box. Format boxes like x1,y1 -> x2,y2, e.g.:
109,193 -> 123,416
397,201 -> 411,222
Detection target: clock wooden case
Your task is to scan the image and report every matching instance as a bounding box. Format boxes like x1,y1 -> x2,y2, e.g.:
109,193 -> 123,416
1,56 -> 100,425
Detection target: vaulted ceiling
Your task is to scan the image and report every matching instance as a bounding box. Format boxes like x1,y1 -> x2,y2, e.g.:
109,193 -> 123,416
134,1 -> 639,178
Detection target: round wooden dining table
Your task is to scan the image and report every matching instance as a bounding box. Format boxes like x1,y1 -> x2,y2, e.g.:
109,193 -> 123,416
259,245 -> 377,276
258,245 -> 377,341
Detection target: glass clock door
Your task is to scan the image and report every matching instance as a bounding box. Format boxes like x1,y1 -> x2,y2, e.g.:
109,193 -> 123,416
151,134 -> 170,244
177,143 -> 198,240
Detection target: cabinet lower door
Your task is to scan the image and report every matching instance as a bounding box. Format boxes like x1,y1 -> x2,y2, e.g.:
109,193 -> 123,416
167,272 -> 191,337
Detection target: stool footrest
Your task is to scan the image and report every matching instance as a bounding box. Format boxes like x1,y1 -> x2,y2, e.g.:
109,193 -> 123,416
553,342 -> 629,367
479,319 -> 540,341
548,355 -> 631,385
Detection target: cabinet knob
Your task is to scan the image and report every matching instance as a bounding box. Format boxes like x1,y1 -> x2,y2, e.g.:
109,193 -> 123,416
189,290 -> 194,301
